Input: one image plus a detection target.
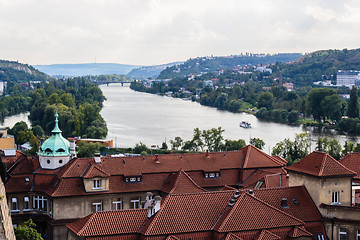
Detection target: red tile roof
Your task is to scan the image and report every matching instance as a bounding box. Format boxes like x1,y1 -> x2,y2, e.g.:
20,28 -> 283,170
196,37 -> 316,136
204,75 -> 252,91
254,229 -> 280,240
214,193 -> 304,232
287,226 -> 312,238
140,191 -> 235,235
339,152 -> 360,180
81,163 -> 110,179
286,151 -> 356,177
158,169 -> 206,194
67,209 -> 147,237
224,233 -> 243,240
251,186 -> 322,222
165,235 -> 180,240
242,145 -> 287,168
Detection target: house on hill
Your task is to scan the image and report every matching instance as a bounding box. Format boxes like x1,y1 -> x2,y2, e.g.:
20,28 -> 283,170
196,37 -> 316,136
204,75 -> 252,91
4,114 -> 289,240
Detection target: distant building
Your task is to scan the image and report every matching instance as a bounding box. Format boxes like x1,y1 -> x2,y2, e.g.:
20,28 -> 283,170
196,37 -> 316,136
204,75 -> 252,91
255,66 -> 272,74
283,82 -> 294,91
336,70 -> 360,87
203,80 -> 213,88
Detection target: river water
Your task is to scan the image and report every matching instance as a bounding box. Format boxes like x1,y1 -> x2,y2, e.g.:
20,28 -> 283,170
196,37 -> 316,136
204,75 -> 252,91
1,84 -> 356,154
99,83 -> 358,153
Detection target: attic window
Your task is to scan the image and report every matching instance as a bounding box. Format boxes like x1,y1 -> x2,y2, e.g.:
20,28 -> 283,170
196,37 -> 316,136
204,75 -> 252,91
280,198 -> 289,208
292,198 -> 299,205
254,180 -> 264,189
125,176 -> 142,183
45,148 -> 53,153
56,148 -> 65,152
25,177 -> 30,182
204,172 -> 220,178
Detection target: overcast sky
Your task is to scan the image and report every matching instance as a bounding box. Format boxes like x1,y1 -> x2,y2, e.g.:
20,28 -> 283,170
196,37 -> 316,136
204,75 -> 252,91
1,0 -> 360,66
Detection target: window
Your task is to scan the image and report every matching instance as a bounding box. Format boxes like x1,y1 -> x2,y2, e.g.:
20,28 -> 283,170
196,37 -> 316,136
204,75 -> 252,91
204,172 -> 220,178
92,201 -> 103,212
357,230 -> 360,240
23,197 -> 30,210
112,198 -> 122,210
93,180 -> 102,189
11,198 -> 18,212
131,197 -> 141,209
316,233 -> 325,240
254,180 -> 264,189
332,191 -> 340,204
125,176 -> 142,183
33,196 -> 47,211
339,228 -> 347,240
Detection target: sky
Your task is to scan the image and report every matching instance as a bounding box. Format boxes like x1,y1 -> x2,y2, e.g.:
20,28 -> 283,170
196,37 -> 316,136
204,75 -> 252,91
1,0 -> 360,66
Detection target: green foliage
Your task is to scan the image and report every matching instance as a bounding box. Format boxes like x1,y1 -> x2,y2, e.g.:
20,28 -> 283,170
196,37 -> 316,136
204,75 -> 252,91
224,139 -> 246,151
315,137 -> 342,160
272,133 -> 310,165
76,141 -> 102,158
250,138 -> 265,150
14,219 -> 43,240
133,142 -> 149,154
306,88 -> 341,122
347,86 -> 359,118
161,141 -> 168,150
170,137 -> 184,150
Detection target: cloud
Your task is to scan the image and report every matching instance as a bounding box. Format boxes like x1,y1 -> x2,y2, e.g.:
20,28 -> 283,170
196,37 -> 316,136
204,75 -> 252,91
0,0 -> 360,65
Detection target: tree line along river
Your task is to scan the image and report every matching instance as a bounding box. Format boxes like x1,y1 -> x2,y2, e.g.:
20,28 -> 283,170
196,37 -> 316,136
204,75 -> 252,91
1,83 -> 357,154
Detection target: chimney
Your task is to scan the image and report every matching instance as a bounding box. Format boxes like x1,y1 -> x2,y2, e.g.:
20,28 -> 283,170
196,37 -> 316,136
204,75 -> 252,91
70,140 -> 77,158
94,153 -> 101,164
155,154 -> 160,164
205,149 -> 209,157
147,196 -> 161,218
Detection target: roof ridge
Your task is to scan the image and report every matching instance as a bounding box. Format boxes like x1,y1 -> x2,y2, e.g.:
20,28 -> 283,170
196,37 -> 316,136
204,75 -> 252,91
169,169 -> 206,194
217,193 -> 246,231
319,152 -> 327,176
61,158 -> 79,177
77,212 -> 96,236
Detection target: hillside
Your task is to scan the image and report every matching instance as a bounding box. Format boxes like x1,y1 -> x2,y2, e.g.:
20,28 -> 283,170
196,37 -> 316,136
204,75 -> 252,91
158,53 -> 302,79
277,48 -> 360,86
127,61 -> 184,79
33,63 -> 141,77
0,60 -> 51,83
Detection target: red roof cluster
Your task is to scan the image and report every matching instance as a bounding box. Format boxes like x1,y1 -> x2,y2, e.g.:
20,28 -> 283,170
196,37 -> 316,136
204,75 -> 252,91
286,151 -> 356,177
67,186 -> 325,239
6,145 -> 288,197
339,152 -> 360,181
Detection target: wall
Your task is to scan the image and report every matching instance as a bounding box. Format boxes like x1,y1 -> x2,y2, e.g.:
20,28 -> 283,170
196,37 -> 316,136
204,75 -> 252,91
0,179 -> 16,240
288,172 -> 352,207
0,137 -> 15,151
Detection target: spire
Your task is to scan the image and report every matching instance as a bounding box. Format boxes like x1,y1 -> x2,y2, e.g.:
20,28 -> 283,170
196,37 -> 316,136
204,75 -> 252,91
51,111 -> 62,133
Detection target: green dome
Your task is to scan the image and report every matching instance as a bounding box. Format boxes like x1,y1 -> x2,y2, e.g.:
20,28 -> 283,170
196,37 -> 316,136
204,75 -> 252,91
38,113 -> 70,157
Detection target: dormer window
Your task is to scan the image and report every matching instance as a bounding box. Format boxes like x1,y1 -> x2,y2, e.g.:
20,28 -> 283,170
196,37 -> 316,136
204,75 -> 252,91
204,172 -> 220,178
56,148 -> 65,152
125,176 -> 142,183
45,148 -> 53,153
93,180 -> 102,189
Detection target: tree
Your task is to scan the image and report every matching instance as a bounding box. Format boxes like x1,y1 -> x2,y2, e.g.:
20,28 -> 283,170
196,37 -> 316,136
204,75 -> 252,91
257,92 -> 274,110
288,110 -> 299,124
306,88 -> 338,122
250,138 -> 265,150
347,86 -> 359,118
321,94 -> 345,122
272,133 -> 310,165
76,141 -> 102,158
170,137 -> 183,150
161,141 -> 168,150
14,219 -> 43,240
316,137 -> 342,159
224,139 -> 246,151
133,142 -> 148,154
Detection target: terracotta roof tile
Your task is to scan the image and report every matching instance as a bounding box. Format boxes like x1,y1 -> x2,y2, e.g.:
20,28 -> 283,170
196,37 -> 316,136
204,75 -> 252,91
340,152 -> 360,180
214,193 -> 304,232
2,150 -> 23,170
286,151 -> 356,177
224,233 -> 243,240
165,235 -> 181,240
254,229 -> 281,240
242,145 -> 287,168
67,209 -> 147,237
82,163 -> 110,179
251,186 -> 322,222
287,226 -> 313,238
140,191 -> 235,235
159,169 -> 206,194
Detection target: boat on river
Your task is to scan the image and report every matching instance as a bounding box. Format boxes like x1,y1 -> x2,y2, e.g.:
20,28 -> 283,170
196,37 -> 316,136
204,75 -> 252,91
240,121 -> 251,128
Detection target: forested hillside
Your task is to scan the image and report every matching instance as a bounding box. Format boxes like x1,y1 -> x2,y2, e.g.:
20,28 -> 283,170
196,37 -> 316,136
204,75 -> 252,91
158,53 -> 302,79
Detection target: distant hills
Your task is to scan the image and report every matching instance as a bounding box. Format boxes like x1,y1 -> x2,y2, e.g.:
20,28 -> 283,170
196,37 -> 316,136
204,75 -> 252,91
127,62 -> 184,79
158,53 -> 303,79
0,60 -> 51,83
276,48 -> 360,86
33,63 -> 141,77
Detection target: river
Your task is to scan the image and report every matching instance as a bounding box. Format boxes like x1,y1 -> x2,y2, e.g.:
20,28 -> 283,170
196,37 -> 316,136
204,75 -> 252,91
99,83 -> 358,153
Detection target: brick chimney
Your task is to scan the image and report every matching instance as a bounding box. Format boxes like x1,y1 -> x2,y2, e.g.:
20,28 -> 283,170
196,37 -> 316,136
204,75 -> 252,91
205,149 -> 209,157
155,154 -> 160,164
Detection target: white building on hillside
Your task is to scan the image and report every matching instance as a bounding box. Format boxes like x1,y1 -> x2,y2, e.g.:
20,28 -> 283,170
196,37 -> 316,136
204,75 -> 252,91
336,70 -> 360,87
